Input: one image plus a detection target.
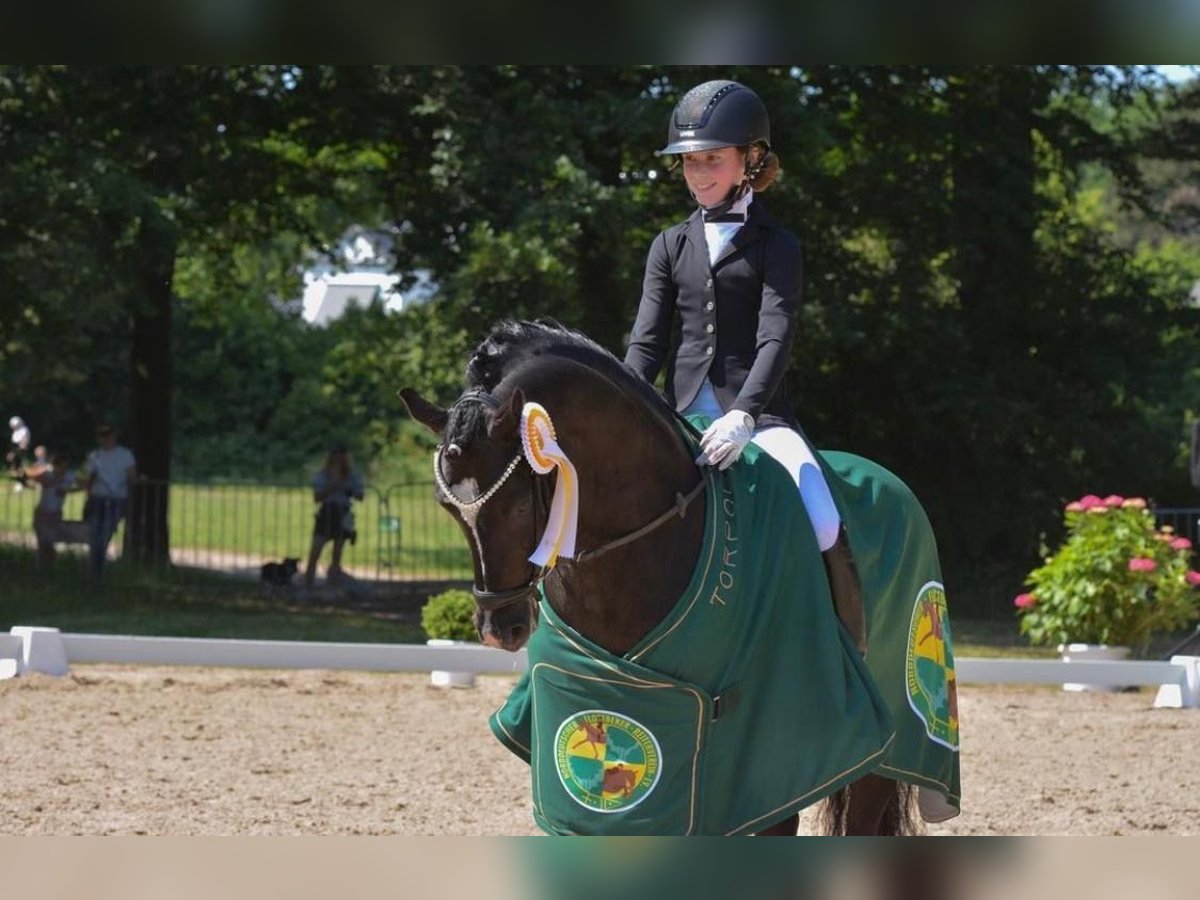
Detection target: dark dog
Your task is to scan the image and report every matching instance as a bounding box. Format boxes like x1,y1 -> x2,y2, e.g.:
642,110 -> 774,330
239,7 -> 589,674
260,557 -> 300,587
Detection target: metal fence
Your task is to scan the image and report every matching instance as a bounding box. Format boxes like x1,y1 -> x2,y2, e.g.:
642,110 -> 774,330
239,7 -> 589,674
1154,508 -> 1200,546
0,477 -> 472,586
7,478 -> 1197,592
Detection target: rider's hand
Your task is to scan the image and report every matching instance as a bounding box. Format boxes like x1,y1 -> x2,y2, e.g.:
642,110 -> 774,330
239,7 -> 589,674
696,410 -> 755,470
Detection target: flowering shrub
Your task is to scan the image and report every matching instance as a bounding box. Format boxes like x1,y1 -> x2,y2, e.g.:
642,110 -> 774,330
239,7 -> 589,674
421,589 -> 478,642
1014,494 -> 1200,653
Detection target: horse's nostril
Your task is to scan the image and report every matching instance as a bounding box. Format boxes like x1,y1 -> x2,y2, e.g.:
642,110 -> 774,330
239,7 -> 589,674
508,624 -> 527,645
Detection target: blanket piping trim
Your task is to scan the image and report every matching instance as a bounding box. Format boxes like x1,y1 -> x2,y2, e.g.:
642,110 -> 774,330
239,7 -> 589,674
489,705 -> 531,757
874,763 -> 961,806
543,614 -> 668,686
726,732 -> 896,835
628,466 -> 721,663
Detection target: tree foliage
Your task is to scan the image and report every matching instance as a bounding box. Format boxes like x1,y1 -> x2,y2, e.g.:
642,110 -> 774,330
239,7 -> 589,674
3,66 -> 1199,612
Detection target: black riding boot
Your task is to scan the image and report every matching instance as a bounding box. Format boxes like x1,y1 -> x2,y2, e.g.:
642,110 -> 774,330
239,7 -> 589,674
822,525 -> 868,657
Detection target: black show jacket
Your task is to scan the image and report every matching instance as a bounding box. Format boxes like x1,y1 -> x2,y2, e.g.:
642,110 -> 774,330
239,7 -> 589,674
624,199 -> 802,430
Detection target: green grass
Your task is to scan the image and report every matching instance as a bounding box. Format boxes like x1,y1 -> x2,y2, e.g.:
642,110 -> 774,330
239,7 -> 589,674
950,614 -> 1198,659
951,618 -> 1056,658
10,482 -> 1185,657
0,546 -> 425,643
2,542 -> 1055,657
1,479 -> 473,580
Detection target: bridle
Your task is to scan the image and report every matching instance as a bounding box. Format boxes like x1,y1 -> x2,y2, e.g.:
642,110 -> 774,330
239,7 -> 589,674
435,388 -> 706,614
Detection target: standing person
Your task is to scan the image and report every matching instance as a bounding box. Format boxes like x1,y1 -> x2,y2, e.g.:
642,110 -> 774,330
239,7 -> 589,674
26,449 -> 80,567
83,423 -> 137,577
623,79 -> 867,654
304,442 -> 365,589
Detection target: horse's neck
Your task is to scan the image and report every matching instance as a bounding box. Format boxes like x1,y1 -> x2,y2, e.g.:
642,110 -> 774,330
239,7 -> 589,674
546,387 -> 706,656
562,386 -> 696,549
547,502 -> 706,656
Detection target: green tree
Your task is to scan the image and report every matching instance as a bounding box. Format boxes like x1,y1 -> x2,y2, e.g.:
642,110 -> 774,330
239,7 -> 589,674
5,66 -> 1199,619
0,65 -> 393,559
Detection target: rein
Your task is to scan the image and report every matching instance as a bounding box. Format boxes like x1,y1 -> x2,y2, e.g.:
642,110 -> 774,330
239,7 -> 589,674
437,388 -> 706,612
574,478 -> 705,564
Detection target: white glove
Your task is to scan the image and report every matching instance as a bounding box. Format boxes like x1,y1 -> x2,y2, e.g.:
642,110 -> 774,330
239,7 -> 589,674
696,410 -> 754,470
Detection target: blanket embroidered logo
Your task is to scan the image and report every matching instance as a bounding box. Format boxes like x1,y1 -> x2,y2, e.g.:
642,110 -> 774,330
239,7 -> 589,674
904,581 -> 960,751
553,710 -> 663,813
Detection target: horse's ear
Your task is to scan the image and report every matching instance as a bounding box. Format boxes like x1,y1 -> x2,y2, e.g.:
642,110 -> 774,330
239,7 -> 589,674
489,388 -> 525,441
398,388 -> 448,435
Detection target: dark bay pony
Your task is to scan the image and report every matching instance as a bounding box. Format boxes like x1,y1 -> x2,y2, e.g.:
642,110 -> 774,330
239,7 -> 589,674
402,320 -> 957,836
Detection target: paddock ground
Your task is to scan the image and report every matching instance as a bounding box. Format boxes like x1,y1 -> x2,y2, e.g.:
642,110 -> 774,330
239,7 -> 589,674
1,665 -> 1196,835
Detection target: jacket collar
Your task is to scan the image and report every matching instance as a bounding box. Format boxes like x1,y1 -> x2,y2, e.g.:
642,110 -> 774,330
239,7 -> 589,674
685,196 -> 774,270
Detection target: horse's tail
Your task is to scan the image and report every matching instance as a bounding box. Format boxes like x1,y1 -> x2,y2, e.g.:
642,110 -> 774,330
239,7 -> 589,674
817,778 -> 920,836
878,781 -> 920,836
817,785 -> 846,835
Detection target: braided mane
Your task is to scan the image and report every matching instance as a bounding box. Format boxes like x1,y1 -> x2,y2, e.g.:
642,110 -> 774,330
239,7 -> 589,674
465,319 -> 677,430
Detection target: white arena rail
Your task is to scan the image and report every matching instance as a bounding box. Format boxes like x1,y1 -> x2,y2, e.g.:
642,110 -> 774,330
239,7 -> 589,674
956,657 -> 1200,708
2,626 -> 1197,707
956,657 -> 1186,687
0,626 -> 526,680
60,632 -> 529,675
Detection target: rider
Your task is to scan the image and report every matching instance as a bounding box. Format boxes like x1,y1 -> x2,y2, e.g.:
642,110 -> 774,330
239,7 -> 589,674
623,78 -> 867,654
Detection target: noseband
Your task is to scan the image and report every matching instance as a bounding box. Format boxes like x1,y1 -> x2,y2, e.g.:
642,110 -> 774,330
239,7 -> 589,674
435,389 -> 542,613
436,388 -> 705,614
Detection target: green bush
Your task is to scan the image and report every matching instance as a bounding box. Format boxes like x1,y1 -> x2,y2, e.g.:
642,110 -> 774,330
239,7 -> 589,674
1014,494 -> 1200,654
420,589 -> 478,642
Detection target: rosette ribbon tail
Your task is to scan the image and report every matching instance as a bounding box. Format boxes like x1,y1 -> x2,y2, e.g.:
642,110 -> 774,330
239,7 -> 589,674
520,403 -> 579,570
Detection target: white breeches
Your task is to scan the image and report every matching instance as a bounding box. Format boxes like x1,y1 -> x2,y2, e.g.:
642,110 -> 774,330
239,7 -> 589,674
685,381 -> 842,551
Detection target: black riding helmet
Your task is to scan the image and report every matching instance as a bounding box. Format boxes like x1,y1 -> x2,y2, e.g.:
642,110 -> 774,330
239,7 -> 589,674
657,79 -> 771,157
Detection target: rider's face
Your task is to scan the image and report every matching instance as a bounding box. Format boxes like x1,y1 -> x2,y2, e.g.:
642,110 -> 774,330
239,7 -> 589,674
681,147 -> 745,207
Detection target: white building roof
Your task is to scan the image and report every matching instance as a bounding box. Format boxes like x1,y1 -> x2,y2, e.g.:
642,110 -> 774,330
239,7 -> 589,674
298,226 -> 434,326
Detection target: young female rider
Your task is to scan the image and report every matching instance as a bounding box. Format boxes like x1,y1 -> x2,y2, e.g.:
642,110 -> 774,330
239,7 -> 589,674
623,79 -> 867,653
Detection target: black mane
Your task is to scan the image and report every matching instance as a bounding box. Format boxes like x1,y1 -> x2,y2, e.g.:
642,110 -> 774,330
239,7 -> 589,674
465,319 -> 677,430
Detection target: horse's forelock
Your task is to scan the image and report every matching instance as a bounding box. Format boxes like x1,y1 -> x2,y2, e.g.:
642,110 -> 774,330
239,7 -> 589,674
465,336 -> 506,391
444,399 -> 490,449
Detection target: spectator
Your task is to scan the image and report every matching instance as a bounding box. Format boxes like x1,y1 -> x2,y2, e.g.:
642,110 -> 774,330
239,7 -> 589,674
304,442 -> 364,589
83,423 -> 137,577
26,449 -> 80,567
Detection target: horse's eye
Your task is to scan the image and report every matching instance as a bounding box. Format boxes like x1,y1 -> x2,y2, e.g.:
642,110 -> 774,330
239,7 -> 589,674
445,443 -> 462,459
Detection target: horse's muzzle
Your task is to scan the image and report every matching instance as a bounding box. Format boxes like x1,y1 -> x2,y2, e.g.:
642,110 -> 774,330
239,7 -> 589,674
473,583 -> 537,651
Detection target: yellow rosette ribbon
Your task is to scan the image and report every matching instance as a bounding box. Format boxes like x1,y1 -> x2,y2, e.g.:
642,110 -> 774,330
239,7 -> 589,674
520,402 -> 578,569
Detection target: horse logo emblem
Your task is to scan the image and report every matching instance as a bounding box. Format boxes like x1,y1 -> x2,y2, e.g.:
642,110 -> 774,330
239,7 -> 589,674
554,710 -> 662,813
904,581 -> 960,750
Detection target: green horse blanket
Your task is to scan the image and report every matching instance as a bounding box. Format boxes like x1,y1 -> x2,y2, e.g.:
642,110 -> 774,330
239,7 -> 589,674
490,423 -> 960,835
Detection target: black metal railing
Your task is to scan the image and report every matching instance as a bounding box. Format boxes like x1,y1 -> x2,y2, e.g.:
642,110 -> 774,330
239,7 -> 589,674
1153,508 -> 1200,546
0,477 -> 472,587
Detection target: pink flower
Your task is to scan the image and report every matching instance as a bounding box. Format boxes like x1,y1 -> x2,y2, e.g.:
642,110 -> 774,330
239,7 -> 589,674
1187,571 -> 1200,586
1102,494 -> 1125,507
1170,537 -> 1192,551
1086,506 -> 1109,515
1014,593 -> 1037,609
1078,494 -> 1103,510
1129,557 -> 1158,573
1064,501 -> 1084,512
1121,497 -> 1147,509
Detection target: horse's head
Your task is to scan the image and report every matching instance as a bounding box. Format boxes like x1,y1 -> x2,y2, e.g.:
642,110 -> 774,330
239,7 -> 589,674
402,319 -> 708,657
400,385 -> 542,652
